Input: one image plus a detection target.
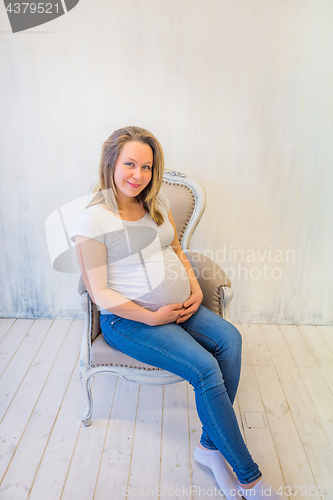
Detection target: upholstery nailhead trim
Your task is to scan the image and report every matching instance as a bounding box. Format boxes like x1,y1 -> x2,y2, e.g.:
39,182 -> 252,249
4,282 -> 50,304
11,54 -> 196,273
217,286 -> 222,317
163,181 -> 196,243
91,363 -> 164,370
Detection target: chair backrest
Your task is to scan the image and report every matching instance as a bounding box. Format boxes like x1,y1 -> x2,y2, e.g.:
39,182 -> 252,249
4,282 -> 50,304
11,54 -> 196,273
161,170 -> 206,251
79,170 -> 206,341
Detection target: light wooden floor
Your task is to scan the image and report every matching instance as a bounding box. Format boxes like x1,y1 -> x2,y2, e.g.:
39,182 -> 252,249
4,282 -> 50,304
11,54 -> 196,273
0,319 -> 333,500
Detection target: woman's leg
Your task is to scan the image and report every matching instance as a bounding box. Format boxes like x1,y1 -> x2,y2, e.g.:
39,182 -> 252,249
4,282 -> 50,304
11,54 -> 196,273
180,305 -> 242,451
100,311 -> 261,485
179,307 -> 284,499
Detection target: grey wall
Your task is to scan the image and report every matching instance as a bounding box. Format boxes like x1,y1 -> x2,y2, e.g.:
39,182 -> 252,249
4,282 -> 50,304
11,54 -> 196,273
1,0 -> 332,324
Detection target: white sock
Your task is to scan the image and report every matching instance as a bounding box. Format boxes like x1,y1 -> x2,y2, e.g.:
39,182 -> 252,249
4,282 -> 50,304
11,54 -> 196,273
194,446 -> 242,499
240,476 -> 283,499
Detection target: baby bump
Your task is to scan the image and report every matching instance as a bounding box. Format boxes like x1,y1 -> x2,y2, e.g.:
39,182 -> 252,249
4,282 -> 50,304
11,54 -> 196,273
133,248 -> 191,311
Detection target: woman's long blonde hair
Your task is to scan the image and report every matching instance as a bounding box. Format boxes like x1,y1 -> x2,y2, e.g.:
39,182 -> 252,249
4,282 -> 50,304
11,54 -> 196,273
87,126 -> 165,225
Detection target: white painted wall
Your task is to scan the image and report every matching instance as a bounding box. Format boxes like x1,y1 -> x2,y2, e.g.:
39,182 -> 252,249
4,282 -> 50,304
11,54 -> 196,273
1,0 -> 332,324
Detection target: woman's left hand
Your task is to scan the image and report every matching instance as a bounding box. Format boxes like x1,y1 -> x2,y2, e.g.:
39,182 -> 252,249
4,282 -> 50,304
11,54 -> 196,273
176,290 -> 203,324
168,209 -> 204,324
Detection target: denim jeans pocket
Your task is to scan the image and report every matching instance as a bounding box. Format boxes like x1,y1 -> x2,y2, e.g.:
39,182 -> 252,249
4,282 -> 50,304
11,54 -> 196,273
100,314 -> 124,352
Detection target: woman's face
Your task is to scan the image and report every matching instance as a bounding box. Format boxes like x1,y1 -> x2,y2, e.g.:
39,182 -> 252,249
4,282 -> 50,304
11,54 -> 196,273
113,141 -> 153,203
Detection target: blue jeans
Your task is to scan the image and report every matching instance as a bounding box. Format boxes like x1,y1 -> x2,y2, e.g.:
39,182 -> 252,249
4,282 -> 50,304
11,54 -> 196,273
100,305 -> 261,484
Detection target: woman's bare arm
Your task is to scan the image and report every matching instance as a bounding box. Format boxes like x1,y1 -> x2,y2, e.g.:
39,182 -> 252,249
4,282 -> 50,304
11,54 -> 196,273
168,210 -> 203,323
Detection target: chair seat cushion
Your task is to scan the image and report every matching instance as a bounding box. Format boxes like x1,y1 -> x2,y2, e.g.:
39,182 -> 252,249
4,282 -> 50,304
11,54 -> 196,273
91,334 -> 163,371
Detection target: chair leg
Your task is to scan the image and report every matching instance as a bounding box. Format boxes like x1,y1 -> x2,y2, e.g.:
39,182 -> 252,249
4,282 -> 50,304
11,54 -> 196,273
220,286 -> 234,322
81,371 -> 93,426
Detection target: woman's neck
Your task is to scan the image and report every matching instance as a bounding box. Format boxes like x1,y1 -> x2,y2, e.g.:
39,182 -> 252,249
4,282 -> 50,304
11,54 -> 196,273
116,196 -> 140,211
115,197 -> 147,221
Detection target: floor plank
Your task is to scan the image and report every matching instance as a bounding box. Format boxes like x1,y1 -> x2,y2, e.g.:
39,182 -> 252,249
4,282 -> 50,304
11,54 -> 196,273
255,365 -> 320,499
27,355 -> 83,500
260,324 -> 295,367
126,384 -> 163,499
316,326 -> 333,355
0,320 -> 82,500
279,325 -> 317,367
0,319 -> 52,422
0,320 -> 72,480
241,324 -> 274,366
160,381 -> 191,499
0,320 -> 34,377
297,366 -> 333,446
0,319 -> 16,343
276,366 -> 333,497
1,319 -> 333,500
61,373 -> 117,500
299,326 -> 333,368
320,366 -> 333,394
93,377 -> 139,500
237,364 -> 286,493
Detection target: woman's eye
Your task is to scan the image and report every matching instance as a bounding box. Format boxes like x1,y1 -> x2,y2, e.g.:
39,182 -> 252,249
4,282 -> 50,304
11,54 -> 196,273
125,162 -> 134,167
143,165 -> 151,170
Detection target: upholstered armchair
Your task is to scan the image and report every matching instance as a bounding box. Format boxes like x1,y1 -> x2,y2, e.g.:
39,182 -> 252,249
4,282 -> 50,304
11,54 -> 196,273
79,170 -> 233,426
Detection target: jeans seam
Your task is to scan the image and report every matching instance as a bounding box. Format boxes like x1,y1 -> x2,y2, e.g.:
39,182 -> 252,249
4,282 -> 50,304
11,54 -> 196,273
199,380 -> 241,475
184,327 -> 220,352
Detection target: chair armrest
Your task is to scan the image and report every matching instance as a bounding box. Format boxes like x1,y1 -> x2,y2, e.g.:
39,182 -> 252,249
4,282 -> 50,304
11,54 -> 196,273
79,292 -> 91,375
186,250 -> 231,316
78,278 -> 101,342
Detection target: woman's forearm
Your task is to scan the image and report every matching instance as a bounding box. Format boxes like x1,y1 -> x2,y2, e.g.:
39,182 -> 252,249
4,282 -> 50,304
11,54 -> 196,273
76,236 -> 156,325
168,209 -> 202,297
95,288 -> 155,325
95,288 -> 185,326
176,249 -> 203,295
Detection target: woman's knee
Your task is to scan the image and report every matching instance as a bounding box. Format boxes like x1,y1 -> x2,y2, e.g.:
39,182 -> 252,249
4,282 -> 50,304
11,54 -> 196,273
216,320 -> 242,358
190,353 -> 223,389
229,323 -> 242,351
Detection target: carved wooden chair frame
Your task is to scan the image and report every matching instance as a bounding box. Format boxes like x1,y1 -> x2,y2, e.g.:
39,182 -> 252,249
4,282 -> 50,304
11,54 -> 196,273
78,170 -> 233,426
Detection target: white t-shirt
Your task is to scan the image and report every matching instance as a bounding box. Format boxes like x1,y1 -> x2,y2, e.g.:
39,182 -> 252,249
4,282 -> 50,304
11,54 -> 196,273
70,191 -> 191,313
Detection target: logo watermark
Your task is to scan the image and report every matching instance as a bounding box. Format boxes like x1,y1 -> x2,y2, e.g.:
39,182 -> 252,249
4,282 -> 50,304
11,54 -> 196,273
201,245 -> 295,265
45,191 -> 166,309
45,192 -> 296,311
121,485 -> 273,497
190,245 -> 296,282
3,0 -> 80,33
120,484 -> 330,497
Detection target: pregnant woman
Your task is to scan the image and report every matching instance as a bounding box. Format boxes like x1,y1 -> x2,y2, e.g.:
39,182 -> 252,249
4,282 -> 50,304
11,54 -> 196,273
72,126 -> 283,500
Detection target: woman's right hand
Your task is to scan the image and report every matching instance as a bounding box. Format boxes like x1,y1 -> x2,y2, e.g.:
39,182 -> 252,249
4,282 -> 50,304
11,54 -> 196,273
149,303 -> 185,326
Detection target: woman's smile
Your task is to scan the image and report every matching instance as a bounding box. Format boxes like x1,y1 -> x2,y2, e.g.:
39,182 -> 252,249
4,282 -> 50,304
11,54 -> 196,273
127,180 -> 141,189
